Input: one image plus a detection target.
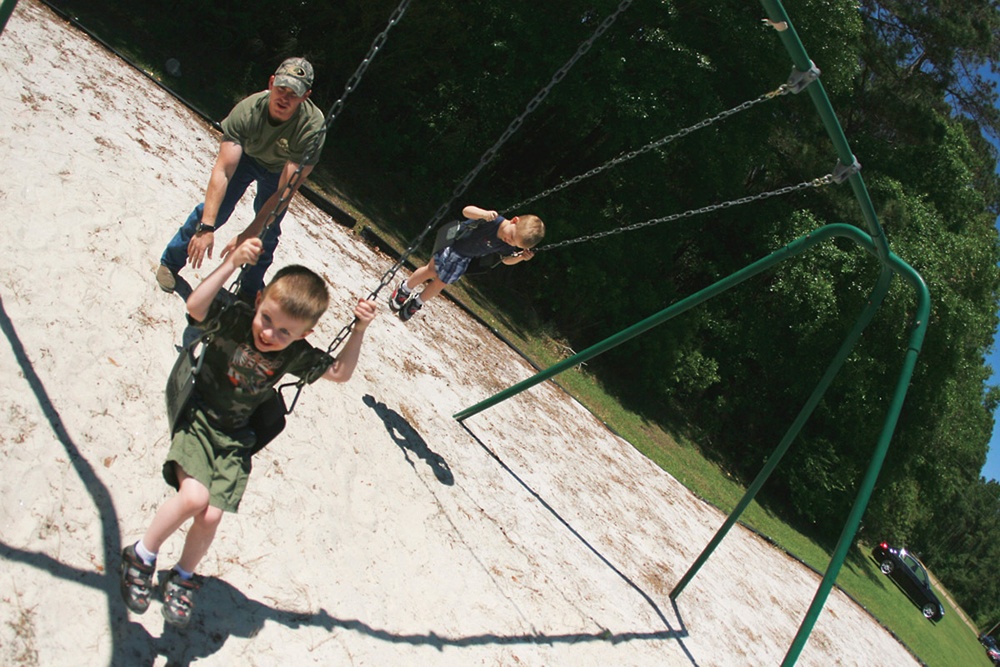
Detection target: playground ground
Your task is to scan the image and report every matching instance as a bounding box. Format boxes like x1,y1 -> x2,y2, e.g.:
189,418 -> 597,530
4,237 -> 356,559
0,1 -> 920,664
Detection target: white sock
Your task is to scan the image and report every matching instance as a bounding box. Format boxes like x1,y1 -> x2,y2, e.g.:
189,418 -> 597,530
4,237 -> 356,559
412,295 -> 423,307
173,565 -> 194,580
398,282 -> 411,295
135,540 -> 157,566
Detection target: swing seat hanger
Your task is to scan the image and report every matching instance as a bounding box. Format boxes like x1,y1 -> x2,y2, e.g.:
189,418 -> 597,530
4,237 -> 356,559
784,62 -> 821,95
762,18 -> 788,32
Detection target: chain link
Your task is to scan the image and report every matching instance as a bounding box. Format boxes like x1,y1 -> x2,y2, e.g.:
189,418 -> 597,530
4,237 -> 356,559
222,0 -> 413,408
264,0 -> 413,241
328,0 -> 636,358
505,84 -> 790,213
538,173 -> 836,252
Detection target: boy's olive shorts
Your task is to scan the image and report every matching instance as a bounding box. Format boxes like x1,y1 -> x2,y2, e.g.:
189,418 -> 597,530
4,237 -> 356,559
163,407 -> 255,513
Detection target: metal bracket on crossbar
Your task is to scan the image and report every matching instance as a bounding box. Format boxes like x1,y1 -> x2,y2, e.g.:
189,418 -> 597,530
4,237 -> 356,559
832,158 -> 861,184
785,62 -> 820,94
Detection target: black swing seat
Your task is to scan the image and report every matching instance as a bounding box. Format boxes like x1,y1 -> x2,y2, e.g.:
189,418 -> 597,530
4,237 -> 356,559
165,298 -> 334,456
247,390 -> 287,455
166,332 -> 289,455
165,333 -> 209,435
433,218 -> 474,254
432,218 -> 506,276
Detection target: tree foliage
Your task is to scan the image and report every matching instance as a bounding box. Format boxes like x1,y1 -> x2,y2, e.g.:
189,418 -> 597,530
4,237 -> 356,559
50,0 -> 1000,626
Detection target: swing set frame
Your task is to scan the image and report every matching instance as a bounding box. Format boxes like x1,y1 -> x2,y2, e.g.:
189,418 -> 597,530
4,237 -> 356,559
0,0 -> 933,661
453,1 -> 930,665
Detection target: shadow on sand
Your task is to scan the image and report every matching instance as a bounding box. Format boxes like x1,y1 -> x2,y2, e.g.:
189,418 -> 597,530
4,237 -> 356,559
0,295 -> 697,665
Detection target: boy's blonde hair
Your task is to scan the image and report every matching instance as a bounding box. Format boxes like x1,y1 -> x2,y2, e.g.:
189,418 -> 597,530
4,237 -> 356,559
515,214 -> 546,248
261,265 -> 329,327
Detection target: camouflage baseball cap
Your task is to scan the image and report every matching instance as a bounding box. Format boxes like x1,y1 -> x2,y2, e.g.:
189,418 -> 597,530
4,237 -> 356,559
273,57 -> 314,97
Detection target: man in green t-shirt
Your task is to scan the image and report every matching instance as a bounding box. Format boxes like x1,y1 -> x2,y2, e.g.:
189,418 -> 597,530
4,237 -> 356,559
156,57 -> 326,302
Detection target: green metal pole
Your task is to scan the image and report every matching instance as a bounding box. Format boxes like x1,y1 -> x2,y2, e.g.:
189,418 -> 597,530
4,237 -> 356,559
758,0 -> 890,264
782,260 -> 929,665
670,267 -> 893,599
455,223 -> 876,421
0,0 -> 19,37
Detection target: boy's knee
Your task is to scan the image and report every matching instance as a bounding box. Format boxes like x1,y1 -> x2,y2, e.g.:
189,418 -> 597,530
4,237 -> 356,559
197,505 -> 224,529
177,475 -> 211,511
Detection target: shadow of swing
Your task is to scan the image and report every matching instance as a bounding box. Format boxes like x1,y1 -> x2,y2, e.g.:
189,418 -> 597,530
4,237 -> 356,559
456,421 -> 695,658
363,393 -> 454,485
0,296 -> 695,665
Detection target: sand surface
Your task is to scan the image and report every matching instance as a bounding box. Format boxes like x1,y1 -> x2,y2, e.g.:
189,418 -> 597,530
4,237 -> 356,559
0,2 -> 919,665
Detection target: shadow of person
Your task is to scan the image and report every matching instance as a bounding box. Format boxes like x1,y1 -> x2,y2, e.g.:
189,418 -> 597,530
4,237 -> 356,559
116,575 -> 338,667
362,393 -> 454,485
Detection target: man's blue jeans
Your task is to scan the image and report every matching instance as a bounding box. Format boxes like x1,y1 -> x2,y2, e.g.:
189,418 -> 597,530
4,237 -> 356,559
160,153 -> 284,299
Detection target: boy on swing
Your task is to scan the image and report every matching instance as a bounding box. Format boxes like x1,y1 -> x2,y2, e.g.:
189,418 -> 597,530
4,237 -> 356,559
389,204 -> 545,321
119,238 -> 377,627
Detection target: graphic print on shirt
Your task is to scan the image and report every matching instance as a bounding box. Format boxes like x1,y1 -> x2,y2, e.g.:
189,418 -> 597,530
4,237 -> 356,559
227,343 -> 282,395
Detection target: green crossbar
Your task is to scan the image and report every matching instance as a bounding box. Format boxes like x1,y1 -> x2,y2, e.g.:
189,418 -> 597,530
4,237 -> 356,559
0,0 -> 20,36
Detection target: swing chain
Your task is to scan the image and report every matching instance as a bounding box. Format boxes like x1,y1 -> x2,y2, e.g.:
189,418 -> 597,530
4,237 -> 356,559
537,172 -> 837,251
505,83 -> 791,213
229,0 -> 413,294
218,0 -> 413,415
353,0 -> 636,322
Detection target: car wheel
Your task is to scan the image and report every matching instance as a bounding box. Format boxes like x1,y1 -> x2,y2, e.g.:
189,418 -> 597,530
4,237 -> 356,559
921,603 -> 936,619
880,560 -> 894,574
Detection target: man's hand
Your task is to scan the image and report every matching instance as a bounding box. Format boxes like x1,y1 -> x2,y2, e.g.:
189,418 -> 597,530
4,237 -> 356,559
187,231 -> 215,268
220,235 -> 241,262
352,298 -> 378,331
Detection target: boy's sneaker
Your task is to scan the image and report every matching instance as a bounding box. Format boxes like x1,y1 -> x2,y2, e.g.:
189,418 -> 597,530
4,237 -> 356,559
388,282 -> 410,312
156,264 -> 177,293
119,543 -> 156,614
161,569 -> 201,628
399,295 -> 423,322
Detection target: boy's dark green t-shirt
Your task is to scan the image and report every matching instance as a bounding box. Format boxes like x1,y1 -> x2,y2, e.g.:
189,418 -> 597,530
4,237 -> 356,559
193,299 -> 330,431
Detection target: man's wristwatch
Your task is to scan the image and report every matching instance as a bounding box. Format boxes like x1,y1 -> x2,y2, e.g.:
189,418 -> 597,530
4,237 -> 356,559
195,222 -> 215,234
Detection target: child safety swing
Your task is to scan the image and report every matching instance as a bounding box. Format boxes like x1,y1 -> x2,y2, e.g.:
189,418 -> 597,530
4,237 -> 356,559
360,0 -> 637,292
164,0 -> 413,451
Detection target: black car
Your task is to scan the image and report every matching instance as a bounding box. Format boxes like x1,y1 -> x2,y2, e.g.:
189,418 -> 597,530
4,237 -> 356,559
981,635 -> 1000,665
871,542 -> 944,621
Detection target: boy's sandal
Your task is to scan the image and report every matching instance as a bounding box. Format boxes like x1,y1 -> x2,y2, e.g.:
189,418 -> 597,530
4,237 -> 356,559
161,570 -> 202,628
119,544 -> 156,614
